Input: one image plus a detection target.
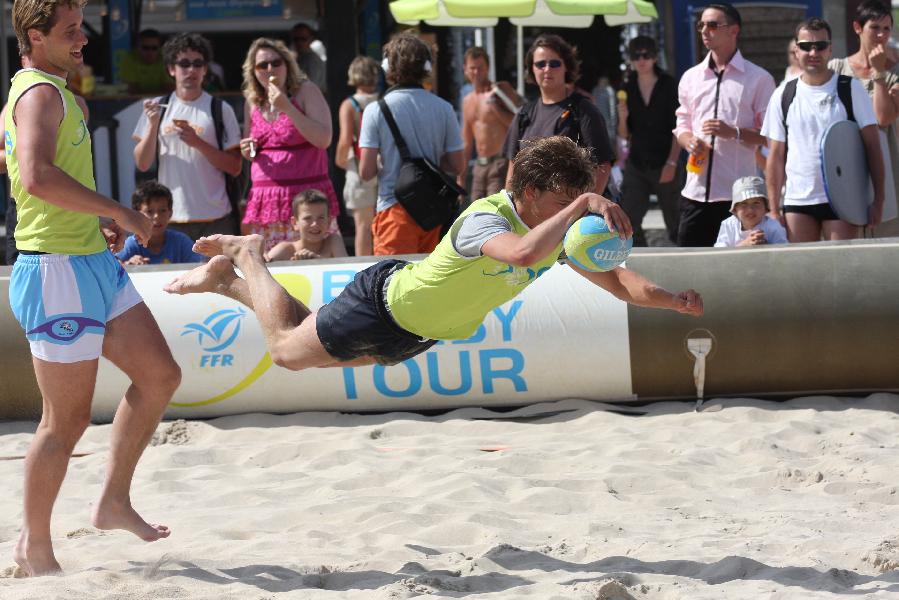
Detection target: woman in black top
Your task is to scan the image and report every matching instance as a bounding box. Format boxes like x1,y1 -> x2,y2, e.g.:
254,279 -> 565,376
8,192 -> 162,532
617,37 -> 681,246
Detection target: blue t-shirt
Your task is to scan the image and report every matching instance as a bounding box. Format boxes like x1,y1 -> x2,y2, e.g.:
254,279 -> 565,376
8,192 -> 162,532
359,87 -> 463,213
115,230 -> 204,264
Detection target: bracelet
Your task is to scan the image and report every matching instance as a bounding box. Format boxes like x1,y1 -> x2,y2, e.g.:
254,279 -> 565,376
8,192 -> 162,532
873,70 -> 887,81
665,159 -> 677,167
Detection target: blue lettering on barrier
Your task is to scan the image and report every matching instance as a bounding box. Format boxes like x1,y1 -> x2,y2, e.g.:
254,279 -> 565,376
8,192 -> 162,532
427,351 -> 472,395
492,301 -> 522,342
342,367 -> 358,400
480,349 -> 527,393
373,360 -> 422,397
323,270 -> 356,303
200,354 -> 234,367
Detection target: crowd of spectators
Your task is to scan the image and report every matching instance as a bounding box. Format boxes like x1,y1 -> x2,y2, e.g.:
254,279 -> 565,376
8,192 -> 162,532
5,0 -> 899,268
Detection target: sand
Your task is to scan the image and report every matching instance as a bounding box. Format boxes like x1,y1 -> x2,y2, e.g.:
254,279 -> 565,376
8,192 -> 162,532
2,394 -> 899,599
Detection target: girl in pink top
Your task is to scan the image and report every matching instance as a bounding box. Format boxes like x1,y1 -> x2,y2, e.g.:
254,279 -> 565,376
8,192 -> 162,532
239,38 -> 339,250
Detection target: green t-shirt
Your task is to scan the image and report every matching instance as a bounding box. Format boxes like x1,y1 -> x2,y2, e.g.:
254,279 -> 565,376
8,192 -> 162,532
5,69 -> 105,254
386,192 -> 562,340
119,52 -> 170,94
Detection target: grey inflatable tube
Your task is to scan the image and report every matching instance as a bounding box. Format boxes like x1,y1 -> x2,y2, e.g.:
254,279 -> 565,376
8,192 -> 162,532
1,239 -> 897,422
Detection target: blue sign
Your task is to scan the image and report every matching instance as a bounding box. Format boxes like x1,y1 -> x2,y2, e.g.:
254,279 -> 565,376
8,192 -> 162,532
186,0 -> 282,20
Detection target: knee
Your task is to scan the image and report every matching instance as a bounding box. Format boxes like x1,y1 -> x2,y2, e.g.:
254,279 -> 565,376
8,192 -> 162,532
42,410 -> 91,447
139,356 -> 182,398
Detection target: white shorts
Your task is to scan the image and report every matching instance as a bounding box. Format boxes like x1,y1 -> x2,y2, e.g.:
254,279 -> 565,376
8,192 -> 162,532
9,251 -> 143,363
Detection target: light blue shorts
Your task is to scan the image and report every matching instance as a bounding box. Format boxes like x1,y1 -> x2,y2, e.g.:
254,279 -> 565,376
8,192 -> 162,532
9,251 -> 143,363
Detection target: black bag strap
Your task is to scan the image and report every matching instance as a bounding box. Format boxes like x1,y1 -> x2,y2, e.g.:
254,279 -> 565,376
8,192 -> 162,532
780,77 -> 798,158
837,74 -> 855,123
377,97 -> 412,161
211,95 -> 225,150
154,92 -> 174,168
517,98 -> 537,143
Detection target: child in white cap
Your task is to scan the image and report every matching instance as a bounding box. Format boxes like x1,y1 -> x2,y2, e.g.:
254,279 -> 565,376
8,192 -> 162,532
715,176 -> 788,247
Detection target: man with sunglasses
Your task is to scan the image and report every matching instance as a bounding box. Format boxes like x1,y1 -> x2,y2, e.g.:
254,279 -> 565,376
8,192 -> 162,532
674,2 -> 774,246
133,32 -> 242,242
120,29 -> 171,95
762,17 -> 884,242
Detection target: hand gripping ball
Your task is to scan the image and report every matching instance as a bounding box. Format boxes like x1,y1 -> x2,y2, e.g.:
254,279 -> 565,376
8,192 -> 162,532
563,214 -> 633,272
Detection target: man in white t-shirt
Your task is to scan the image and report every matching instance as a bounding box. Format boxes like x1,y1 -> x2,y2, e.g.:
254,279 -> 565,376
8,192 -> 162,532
133,32 -> 242,241
762,17 -> 884,242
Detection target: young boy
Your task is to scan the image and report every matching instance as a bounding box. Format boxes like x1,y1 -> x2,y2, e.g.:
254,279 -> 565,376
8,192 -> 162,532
116,181 -> 205,264
164,136 -> 703,370
264,189 -> 348,262
714,176 -> 788,247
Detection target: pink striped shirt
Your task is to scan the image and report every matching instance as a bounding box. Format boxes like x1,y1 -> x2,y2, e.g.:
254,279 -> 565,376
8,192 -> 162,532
674,50 -> 775,203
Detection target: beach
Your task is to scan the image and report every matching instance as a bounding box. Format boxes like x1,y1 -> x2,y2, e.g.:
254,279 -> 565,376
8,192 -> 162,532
2,394 -> 899,599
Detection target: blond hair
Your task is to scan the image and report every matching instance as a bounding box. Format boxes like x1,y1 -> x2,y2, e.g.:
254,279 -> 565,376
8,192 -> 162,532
13,0 -> 85,56
241,37 -> 305,109
347,55 -> 379,88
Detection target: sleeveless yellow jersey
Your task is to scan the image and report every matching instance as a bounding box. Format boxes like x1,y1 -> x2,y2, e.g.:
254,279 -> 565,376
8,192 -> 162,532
5,68 -> 104,254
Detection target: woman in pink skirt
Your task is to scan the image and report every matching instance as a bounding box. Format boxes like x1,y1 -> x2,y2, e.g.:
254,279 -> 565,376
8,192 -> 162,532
239,38 -> 339,250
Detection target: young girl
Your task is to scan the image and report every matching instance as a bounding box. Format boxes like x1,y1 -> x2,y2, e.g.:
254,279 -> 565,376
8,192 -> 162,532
265,190 -> 347,262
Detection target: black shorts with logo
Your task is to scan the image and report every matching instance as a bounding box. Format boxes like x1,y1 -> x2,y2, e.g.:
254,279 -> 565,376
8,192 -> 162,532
316,259 -> 437,366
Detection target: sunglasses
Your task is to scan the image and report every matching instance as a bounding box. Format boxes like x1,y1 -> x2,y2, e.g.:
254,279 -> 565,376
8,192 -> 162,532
631,51 -> 655,61
534,59 -> 563,70
174,59 -> 206,69
696,20 -> 729,31
141,45 -> 160,51
293,36 -> 312,43
796,40 -> 831,52
255,58 -> 284,71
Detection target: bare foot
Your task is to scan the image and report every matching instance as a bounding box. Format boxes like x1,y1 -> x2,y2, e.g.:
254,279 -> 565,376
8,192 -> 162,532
91,499 -> 170,542
14,534 -> 62,577
193,234 -> 264,261
164,255 -> 238,295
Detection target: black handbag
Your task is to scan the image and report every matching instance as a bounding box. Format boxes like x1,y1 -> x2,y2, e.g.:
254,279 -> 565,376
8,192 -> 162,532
378,97 -> 466,231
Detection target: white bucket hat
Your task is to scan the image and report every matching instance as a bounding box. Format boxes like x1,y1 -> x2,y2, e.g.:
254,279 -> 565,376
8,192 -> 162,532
731,176 -> 768,213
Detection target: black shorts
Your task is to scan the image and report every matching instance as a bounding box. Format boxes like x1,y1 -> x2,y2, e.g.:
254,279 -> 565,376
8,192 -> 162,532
315,259 -> 437,366
784,203 -> 839,222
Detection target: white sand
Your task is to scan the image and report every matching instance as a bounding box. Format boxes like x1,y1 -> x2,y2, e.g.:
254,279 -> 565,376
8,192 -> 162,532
2,394 -> 899,599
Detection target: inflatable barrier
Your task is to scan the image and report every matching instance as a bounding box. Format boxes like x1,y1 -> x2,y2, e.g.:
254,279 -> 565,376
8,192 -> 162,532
2,239 -> 898,422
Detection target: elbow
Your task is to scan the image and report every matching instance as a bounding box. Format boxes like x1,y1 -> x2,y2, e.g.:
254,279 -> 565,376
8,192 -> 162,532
20,167 -> 49,197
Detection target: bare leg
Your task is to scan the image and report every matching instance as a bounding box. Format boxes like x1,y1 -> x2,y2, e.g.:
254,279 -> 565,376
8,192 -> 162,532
178,235 -> 336,370
352,206 -> 375,257
785,213 -> 822,243
823,219 -> 861,241
90,303 -> 180,541
15,358 -> 97,576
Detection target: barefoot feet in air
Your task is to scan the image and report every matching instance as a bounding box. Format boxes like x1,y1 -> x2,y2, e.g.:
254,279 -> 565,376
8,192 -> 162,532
163,255 -> 238,296
13,534 -> 62,577
192,233 -> 265,261
91,498 -> 170,542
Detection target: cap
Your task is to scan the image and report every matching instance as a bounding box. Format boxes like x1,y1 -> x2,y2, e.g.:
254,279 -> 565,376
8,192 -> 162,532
731,176 -> 768,212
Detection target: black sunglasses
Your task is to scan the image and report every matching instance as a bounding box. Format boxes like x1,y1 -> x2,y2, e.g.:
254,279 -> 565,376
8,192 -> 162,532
696,20 -> 729,31
534,59 -> 563,70
796,40 -> 831,52
174,59 -> 206,69
255,58 -> 284,71
631,51 -> 655,60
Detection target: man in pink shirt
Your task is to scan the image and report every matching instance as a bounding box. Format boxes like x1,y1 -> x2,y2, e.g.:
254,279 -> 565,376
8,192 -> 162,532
674,3 -> 775,246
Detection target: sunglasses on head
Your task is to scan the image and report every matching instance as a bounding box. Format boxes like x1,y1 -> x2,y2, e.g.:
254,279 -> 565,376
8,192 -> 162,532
631,51 -> 655,60
174,59 -> 206,69
796,40 -> 831,52
696,20 -> 729,31
534,59 -> 563,70
255,58 -> 284,71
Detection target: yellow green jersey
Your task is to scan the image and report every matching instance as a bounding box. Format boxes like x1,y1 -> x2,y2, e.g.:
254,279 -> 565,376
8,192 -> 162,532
5,68 -> 105,254
387,192 -> 562,340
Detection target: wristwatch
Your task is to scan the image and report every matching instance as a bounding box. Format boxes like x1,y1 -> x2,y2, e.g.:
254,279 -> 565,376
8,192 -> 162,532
872,70 -> 888,81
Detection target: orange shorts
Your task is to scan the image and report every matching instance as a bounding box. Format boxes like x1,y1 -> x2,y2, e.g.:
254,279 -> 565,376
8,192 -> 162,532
372,203 -> 442,255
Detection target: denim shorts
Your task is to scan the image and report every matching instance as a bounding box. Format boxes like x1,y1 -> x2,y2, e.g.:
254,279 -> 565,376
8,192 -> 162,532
316,259 -> 437,366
